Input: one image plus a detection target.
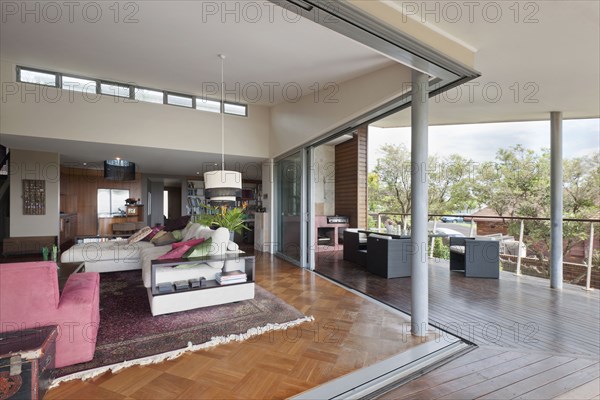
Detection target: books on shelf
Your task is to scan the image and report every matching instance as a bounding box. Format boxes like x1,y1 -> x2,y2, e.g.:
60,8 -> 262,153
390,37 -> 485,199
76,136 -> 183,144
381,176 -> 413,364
157,282 -> 174,293
216,270 -> 247,285
174,280 -> 189,291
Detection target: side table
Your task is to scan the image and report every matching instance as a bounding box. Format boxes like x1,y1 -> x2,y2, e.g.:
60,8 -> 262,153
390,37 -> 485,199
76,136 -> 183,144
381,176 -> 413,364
148,254 -> 256,316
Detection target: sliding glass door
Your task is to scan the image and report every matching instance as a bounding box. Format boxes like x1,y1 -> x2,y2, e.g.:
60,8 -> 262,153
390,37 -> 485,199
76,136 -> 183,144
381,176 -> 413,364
276,151 -> 303,264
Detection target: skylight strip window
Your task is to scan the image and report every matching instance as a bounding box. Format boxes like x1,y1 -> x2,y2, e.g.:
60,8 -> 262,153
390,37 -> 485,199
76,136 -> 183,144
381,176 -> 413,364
18,67 -> 57,87
100,82 -> 131,98
196,98 -> 221,113
62,75 -> 97,94
15,65 -> 248,117
135,88 -> 164,104
167,93 -> 193,108
224,102 -> 248,116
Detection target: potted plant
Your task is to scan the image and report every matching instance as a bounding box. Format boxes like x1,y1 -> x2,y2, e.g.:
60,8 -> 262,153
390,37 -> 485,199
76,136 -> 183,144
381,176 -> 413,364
197,203 -> 251,240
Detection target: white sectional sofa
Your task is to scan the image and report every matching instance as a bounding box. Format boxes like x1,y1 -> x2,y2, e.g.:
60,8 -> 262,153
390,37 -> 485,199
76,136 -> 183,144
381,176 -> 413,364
60,239 -> 157,272
60,223 -> 244,286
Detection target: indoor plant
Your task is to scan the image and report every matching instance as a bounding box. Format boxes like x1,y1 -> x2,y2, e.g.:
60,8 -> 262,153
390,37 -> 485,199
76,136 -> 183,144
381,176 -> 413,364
197,203 -> 251,237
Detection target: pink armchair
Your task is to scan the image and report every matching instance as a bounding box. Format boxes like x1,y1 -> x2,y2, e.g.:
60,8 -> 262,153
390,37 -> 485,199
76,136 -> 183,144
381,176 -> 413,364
0,261 -> 100,368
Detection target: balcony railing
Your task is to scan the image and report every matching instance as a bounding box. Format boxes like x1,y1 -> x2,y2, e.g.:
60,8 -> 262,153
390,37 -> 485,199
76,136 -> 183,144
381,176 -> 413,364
371,212 -> 599,289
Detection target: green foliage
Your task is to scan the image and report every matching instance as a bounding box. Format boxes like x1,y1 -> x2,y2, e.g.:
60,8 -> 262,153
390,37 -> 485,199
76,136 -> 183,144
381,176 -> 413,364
432,237 -> 450,260
369,143 -> 599,263
474,145 -> 551,217
369,143 -> 476,226
196,204 -> 250,235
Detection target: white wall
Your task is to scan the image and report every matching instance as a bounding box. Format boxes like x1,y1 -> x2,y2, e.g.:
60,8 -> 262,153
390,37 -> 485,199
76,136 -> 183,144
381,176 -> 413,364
313,145 -> 335,216
269,63 -> 412,157
9,149 -> 60,237
0,59 -> 271,159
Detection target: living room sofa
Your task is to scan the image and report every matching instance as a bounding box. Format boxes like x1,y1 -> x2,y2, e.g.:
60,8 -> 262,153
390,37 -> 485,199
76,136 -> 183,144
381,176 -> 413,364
60,223 -> 245,288
0,261 -> 100,368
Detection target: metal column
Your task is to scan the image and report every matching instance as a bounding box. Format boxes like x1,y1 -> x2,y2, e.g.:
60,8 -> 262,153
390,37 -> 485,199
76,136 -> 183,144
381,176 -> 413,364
411,70 -> 429,336
550,111 -> 563,289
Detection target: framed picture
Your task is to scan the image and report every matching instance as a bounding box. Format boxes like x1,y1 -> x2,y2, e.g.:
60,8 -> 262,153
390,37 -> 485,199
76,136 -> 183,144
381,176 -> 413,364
22,179 -> 46,215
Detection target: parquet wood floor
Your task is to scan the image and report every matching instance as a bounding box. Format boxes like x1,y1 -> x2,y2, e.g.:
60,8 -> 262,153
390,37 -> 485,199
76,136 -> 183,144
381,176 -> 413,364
314,250 -> 600,399
46,253 -> 435,400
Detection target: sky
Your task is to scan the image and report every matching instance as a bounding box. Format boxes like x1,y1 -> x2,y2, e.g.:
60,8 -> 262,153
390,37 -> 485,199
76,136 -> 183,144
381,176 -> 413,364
368,118 -> 600,170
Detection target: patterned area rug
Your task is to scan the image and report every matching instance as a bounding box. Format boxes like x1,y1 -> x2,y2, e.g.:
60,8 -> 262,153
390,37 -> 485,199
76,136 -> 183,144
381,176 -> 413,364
54,270 -> 311,382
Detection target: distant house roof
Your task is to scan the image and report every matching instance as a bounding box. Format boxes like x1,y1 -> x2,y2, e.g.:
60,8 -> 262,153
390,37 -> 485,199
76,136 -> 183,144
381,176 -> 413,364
465,207 -> 507,222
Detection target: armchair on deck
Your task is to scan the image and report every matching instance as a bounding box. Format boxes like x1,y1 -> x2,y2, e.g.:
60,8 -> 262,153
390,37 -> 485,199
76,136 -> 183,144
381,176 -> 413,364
367,234 -> 411,278
449,237 -> 500,278
0,261 -> 100,367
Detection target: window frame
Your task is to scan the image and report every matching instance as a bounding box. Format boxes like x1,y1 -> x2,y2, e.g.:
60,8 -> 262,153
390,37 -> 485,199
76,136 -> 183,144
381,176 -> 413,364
223,101 -> 249,117
100,80 -> 133,99
166,91 -> 194,109
195,97 -> 222,113
134,86 -> 166,104
15,65 -> 249,117
97,188 -> 131,217
16,66 -> 59,87
61,73 -> 98,94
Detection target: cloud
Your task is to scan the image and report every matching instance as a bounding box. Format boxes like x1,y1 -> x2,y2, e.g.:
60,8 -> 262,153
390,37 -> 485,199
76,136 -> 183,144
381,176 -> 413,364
369,119 -> 599,169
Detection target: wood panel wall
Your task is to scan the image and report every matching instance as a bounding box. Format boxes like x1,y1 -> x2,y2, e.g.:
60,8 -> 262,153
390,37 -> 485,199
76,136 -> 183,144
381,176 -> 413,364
334,126 -> 368,228
60,167 -> 142,236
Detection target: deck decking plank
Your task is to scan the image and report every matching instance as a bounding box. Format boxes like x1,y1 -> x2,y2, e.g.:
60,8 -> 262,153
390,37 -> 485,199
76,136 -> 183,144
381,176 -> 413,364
315,251 -> 600,399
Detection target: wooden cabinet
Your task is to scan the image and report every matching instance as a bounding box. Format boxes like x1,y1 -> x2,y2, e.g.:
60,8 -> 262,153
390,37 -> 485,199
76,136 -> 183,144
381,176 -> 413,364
126,205 -> 143,217
60,214 -> 78,245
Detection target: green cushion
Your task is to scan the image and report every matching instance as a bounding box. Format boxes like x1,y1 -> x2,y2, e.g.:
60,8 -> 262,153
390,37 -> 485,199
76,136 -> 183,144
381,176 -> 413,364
151,231 -> 180,246
183,238 -> 213,258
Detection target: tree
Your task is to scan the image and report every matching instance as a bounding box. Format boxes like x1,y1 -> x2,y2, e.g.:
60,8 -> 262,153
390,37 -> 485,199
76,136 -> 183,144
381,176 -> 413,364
474,145 -> 550,218
369,143 -> 476,228
429,153 -> 478,214
371,143 -> 412,228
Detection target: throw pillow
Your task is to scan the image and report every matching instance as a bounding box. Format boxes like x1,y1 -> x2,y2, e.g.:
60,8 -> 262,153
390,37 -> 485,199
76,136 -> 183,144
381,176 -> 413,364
172,237 -> 205,249
172,230 -> 183,241
150,230 -> 167,244
143,225 -> 163,241
181,222 -> 193,238
127,226 -> 152,244
164,215 -> 191,232
183,238 -> 213,258
151,231 -> 180,246
182,223 -> 205,242
158,238 -> 205,260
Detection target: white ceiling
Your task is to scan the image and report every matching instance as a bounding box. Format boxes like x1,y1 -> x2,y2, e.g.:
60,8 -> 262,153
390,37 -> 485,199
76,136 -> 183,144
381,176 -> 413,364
1,0 -> 598,174
0,1 -> 393,105
375,0 -> 600,127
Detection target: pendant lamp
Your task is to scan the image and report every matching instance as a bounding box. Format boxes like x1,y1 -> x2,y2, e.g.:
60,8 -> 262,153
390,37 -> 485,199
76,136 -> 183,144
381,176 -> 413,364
204,54 -> 242,205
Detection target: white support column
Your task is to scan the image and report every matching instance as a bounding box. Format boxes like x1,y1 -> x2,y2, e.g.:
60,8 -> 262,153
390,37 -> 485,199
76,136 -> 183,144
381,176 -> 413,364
411,70 -> 429,337
516,219 -> 524,275
585,223 -> 594,291
550,111 -> 563,289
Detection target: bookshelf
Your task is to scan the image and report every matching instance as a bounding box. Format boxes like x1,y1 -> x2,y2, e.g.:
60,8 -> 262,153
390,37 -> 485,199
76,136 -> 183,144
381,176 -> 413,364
186,180 -> 207,223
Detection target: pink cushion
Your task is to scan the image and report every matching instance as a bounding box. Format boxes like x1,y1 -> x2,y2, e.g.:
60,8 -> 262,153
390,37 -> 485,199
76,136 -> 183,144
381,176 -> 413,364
172,237 -> 205,249
159,238 -> 205,260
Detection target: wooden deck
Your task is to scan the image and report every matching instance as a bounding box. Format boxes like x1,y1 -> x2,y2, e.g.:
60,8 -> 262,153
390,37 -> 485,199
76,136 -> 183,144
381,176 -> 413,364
316,251 -> 600,399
